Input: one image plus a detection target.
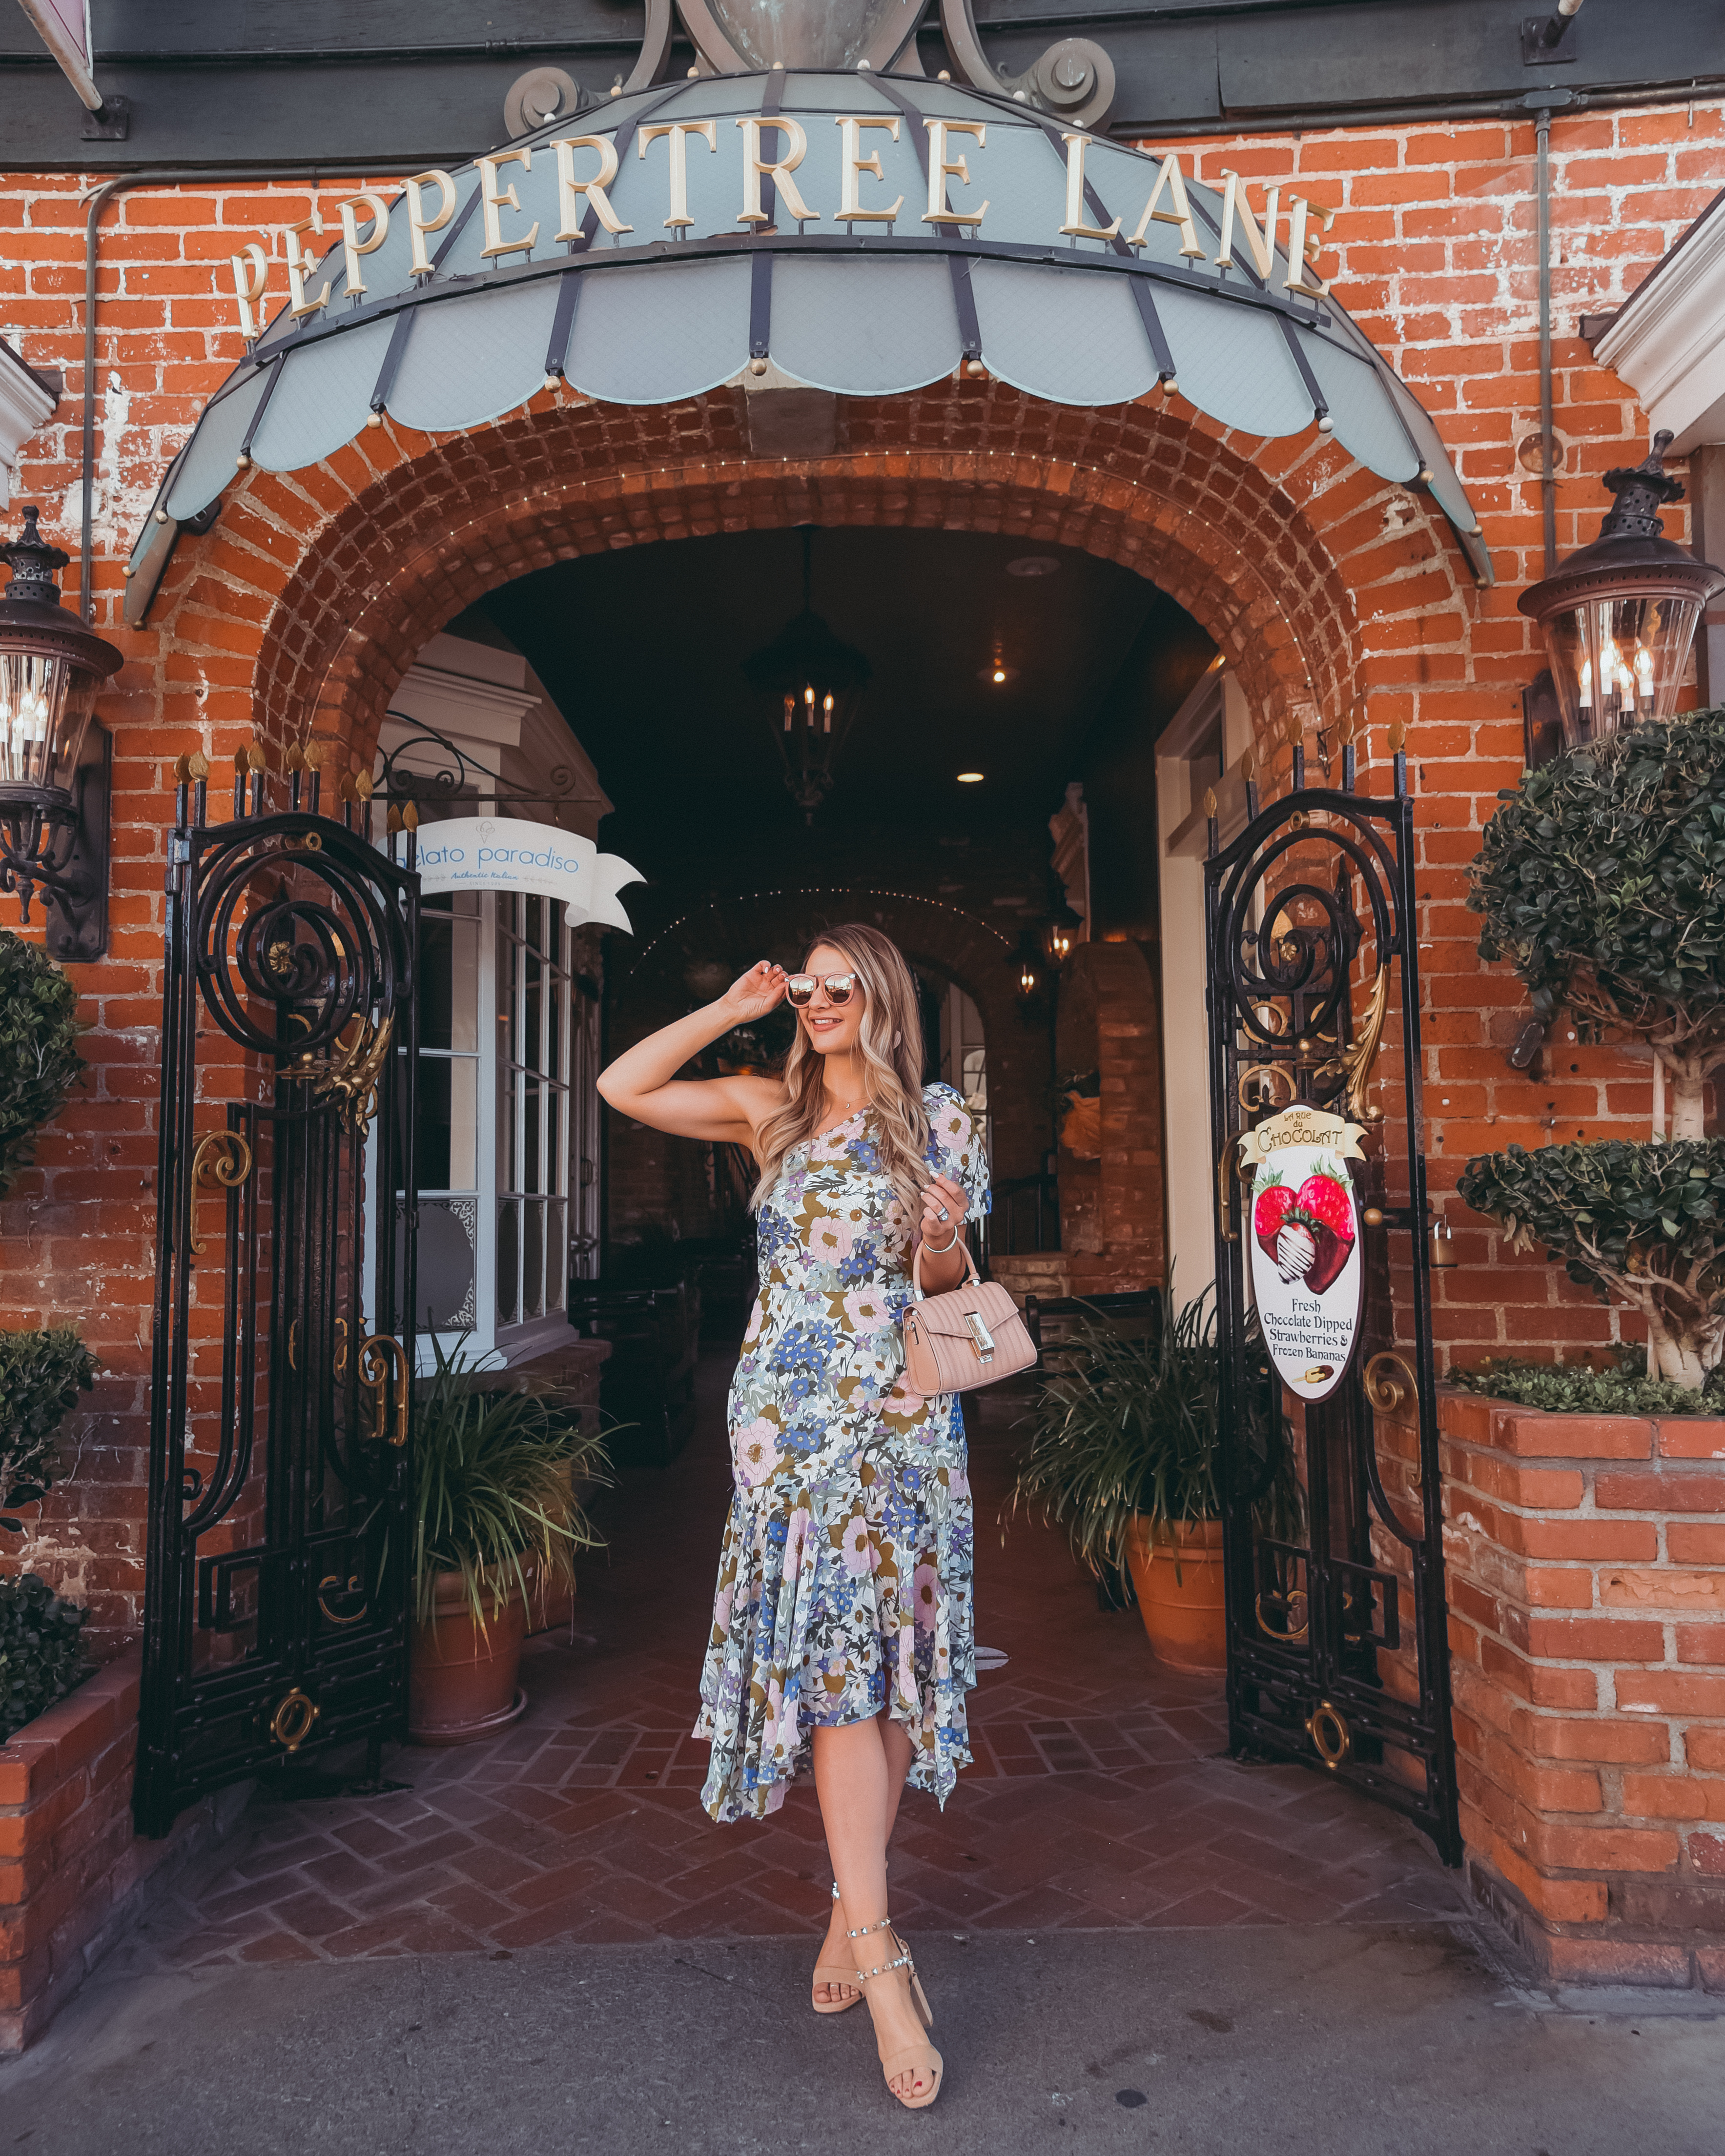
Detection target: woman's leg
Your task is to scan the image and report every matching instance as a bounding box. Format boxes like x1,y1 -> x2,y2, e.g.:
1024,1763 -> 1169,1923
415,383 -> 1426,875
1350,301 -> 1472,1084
814,1716 -> 934,2099
813,1714 -> 915,2007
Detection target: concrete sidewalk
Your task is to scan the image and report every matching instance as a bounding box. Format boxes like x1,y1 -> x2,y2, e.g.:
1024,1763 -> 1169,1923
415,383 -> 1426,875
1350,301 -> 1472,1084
3,1922 -> 1719,2156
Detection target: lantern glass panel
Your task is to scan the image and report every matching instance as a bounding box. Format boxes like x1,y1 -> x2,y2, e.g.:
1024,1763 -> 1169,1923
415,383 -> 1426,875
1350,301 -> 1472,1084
0,650 -> 98,794
1543,590 -> 1703,750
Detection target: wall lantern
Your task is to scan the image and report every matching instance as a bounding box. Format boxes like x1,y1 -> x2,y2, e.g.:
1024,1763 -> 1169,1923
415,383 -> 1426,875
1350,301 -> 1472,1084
743,528 -> 870,824
0,507 -> 121,962
1518,432 -> 1725,752
1015,931 -> 1040,999
1043,900 -> 1082,969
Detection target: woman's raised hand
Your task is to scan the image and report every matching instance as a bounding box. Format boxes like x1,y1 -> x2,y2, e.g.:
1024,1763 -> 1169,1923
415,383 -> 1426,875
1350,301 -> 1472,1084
721,961 -> 788,1023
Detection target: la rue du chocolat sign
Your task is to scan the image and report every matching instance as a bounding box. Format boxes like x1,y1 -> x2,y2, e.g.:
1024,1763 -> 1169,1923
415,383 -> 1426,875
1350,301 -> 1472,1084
1240,1102 -> 1365,1405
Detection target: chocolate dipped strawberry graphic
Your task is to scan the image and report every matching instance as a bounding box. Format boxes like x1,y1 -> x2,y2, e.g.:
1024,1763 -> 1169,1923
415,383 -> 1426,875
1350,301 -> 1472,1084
1253,1173 -> 1295,1261
1271,1167 -> 1356,1296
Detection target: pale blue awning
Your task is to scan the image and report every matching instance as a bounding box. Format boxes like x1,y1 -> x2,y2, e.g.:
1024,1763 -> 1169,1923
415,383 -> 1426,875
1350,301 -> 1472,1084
127,69 -> 1489,621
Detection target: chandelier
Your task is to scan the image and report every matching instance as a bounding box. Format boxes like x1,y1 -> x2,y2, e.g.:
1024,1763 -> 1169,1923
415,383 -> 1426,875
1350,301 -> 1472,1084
0,507 -> 123,960
743,529 -> 870,822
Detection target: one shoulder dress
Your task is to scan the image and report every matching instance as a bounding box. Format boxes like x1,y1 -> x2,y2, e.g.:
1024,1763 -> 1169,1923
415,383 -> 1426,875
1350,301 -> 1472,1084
695,1082 -> 991,1824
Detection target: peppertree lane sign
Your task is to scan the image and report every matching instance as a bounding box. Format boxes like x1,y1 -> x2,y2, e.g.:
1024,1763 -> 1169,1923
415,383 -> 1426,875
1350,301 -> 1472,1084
413,816 -> 642,928
1239,1102 -> 1366,1404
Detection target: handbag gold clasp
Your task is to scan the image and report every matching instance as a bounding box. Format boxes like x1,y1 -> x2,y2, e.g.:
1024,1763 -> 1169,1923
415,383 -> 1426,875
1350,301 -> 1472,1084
964,1310 -> 995,1362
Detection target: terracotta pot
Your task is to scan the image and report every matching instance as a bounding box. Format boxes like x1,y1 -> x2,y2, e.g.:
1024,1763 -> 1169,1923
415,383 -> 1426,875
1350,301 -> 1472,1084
1123,1516 -> 1228,1673
408,1569 -> 531,1746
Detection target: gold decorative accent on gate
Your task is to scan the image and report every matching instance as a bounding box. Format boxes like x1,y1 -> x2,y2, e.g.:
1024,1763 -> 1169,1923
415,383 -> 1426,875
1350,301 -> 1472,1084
1256,1588 -> 1310,1644
333,1315 -> 350,1377
1216,1145 -> 1238,1243
1236,1061 -> 1298,1114
317,1573 -> 369,1627
1343,963 -> 1391,1123
1306,1699 -> 1351,1769
269,1686 -> 320,1753
187,1130 -> 253,1256
1363,1351 -> 1419,1415
359,1332 -> 410,1445
290,1012 -> 393,1136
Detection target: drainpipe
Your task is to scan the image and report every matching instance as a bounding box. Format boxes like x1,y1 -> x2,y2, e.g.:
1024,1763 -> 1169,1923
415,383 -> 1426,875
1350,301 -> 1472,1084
1524,88 -> 1577,577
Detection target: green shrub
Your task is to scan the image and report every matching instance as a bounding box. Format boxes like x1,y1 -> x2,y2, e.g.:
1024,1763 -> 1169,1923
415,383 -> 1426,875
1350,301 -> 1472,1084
1467,709 -> 1725,1135
0,1325 -> 101,1531
0,930 -> 84,1196
1457,1138 -> 1725,1388
0,1573 -> 89,1742
1451,1350 -> 1725,1418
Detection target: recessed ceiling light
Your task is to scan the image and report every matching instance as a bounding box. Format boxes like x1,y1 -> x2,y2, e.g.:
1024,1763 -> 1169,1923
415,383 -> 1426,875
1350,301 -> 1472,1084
957,771 -> 985,783
1006,555 -> 1060,578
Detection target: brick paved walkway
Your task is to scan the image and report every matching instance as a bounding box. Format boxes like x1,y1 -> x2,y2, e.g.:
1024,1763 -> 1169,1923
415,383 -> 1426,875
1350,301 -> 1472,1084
117,1356 -> 1466,1973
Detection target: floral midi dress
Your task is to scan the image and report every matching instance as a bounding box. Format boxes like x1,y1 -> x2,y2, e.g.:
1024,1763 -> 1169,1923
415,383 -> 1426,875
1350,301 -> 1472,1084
695,1082 -> 991,1825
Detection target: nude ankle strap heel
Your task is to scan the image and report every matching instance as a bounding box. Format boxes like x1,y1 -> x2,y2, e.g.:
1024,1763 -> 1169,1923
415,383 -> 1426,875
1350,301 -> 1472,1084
848,1918 -> 942,2110
812,1880 -> 862,2015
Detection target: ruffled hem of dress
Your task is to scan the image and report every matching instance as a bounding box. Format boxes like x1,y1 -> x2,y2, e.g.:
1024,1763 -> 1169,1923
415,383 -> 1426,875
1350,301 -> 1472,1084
693,1476 -> 975,1827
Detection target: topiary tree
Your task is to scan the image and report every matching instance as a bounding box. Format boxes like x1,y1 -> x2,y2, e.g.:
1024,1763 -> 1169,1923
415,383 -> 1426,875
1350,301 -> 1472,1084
1468,709 -> 1725,1138
1457,1138 -> 1725,1388
0,928 -> 84,1195
0,1325 -> 101,1532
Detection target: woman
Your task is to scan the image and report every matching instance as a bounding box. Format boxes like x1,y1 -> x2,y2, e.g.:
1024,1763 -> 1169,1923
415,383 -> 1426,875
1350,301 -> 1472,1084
597,923 -> 988,2111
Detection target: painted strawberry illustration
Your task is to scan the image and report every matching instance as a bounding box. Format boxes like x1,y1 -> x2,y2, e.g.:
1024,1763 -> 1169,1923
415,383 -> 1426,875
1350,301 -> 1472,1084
1253,1174 -> 1295,1259
1274,1166 -> 1356,1296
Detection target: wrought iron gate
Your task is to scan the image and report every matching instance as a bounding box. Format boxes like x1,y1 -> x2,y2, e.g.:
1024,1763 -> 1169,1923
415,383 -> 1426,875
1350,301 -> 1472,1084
136,749 -> 419,1837
1205,723 -> 1460,1863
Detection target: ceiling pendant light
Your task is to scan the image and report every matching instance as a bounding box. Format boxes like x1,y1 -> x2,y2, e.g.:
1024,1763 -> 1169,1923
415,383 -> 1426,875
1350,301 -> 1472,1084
744,528 -> 870,823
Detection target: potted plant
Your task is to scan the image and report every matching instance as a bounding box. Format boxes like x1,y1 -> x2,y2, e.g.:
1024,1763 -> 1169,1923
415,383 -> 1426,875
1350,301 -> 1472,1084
409,1341 -> 609,1745
1464,708 -> 1725,1385
1009,1291 -> 1299,1672
0,929 -> 84,1196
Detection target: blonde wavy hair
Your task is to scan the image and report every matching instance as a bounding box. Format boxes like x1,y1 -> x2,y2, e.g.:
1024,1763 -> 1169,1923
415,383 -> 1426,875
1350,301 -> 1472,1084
751,922 -> 930,1215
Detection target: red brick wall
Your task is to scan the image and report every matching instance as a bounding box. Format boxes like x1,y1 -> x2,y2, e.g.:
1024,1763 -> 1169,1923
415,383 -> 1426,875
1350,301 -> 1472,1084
1441,1390 -> 1725,1986
0,104 -> 1720,1649
0,1651 -> 242,2049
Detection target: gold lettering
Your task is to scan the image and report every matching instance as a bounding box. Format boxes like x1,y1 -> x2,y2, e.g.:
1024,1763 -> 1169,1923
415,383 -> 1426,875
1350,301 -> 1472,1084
1059,131 -> 1119,241
283,208 -> 330,320
230,242 -> 268,341
1125,151 -> 1204,260
477,148 -> 540,260
404,169 -> 457,276
552,135 -> 631,240
923,118 -> 987,227
835,114 -> 903,224
337,190 -> 391,297
1284,195 -> 1336,296
1216,170 -> 1278,279
638,119 -> 718,232
736,115 -> 820,226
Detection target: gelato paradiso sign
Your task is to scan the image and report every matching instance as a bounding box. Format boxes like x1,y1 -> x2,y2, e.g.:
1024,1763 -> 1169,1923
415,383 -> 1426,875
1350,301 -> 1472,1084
222,128 -> 1338,339
1240,1103 -> 1367,1405
414,817 -> 643,928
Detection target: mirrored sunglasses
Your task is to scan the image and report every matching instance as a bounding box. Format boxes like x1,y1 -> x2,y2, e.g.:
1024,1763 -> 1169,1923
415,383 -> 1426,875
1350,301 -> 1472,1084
786,972 -> 858,1007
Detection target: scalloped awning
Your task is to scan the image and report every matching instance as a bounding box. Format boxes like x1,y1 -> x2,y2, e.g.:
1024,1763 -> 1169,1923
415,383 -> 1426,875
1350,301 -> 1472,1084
126,69 -> 1489,622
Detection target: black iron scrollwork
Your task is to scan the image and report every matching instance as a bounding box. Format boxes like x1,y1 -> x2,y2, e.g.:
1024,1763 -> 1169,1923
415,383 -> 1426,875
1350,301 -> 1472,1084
1204,713 -> 1459,1866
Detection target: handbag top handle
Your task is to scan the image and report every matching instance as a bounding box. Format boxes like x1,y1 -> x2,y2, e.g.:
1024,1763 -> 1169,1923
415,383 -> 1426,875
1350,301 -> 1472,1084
911,1234 -> 981,1301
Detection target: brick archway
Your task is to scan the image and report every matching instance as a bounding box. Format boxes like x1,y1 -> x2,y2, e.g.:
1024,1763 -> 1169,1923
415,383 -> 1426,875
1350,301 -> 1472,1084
144,376 -> 1475,779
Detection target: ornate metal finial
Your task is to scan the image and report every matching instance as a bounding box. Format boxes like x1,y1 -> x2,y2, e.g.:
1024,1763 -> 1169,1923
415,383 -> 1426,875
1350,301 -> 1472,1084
1597,429 -> 1684,543
3,504 -> 69,607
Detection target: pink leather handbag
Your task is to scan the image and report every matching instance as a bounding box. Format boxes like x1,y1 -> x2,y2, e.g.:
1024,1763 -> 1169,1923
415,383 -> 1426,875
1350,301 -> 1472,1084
901,1238 -> 1037,1397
